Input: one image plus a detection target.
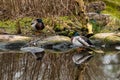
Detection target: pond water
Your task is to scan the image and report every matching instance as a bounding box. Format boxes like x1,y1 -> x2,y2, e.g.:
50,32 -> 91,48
0,42 -> 120,80
85,51 -> 120,80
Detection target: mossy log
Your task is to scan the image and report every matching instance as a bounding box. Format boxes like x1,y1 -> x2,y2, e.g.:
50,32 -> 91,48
0,34 -> 31,42
0,35 -> 73,53
35,36 -> 71,46
90,33 -> 120,46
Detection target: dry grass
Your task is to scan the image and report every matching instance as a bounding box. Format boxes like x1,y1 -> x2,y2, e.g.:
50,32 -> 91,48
0,0 -> 77,20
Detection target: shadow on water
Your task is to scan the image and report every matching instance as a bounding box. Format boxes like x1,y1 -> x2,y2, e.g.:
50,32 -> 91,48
0,42 -> 120,80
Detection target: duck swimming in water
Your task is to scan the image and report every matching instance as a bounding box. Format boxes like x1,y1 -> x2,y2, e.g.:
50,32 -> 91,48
31,18 -> 45,35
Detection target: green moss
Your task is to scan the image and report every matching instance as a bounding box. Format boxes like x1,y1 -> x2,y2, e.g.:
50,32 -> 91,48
20,17 -> 32,27
0,20 -> 16,33
102,0 -> 120,19
90,19 -> 102,33
0,17 -> 33,34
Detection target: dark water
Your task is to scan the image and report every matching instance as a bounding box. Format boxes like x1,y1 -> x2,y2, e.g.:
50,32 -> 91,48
0,42 -> 120,80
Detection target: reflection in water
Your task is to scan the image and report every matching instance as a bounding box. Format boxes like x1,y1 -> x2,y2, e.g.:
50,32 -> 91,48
102,54 -> 119,64
101,53 -> 120,80
0,52 -> 79,80
102,65 -> 120,79
82,51 -> 120,80
14,71 -> 23,79
0,50 -> 120,80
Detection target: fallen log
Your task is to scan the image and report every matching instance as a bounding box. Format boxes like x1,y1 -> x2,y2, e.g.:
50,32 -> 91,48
0,34 -> 31,42
90,33 -> 120,50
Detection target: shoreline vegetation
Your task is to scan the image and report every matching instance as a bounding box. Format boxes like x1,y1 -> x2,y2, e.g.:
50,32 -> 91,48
0,0 -> 119,35
0,0 -> 120,49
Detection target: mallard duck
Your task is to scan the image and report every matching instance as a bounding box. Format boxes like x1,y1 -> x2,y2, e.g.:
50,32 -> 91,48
71,32 -> 93,52
31,19 -> 45,35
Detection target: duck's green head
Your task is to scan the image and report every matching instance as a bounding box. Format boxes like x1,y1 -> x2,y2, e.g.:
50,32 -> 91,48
73,31 -> 79,36
68,31 -> 80,38
36,18 -> 43,23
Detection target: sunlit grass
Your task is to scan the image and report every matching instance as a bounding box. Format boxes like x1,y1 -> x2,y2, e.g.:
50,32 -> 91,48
102,6 -> 120,19
0,17 -> 33,34
100,0 -> 120,33
103,0 -> 120,19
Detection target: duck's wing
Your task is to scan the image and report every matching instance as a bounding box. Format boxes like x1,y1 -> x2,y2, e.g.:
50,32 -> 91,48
81,36 -> 93,45
77,36 -> 90,47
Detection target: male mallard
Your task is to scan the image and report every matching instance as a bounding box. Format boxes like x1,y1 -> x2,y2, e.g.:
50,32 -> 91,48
31,19 -> 45,35
71,32 -> 94,65
71,32 -> 93,52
